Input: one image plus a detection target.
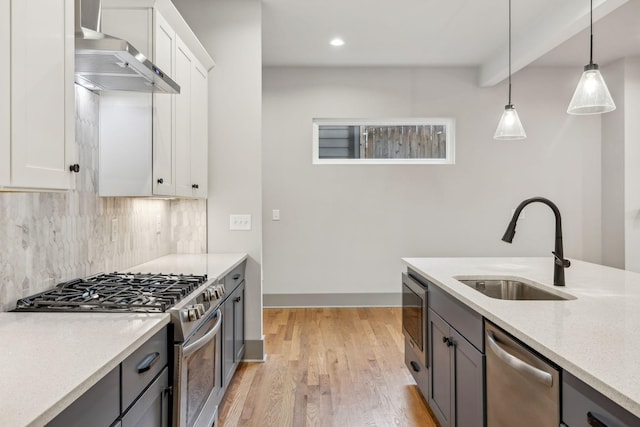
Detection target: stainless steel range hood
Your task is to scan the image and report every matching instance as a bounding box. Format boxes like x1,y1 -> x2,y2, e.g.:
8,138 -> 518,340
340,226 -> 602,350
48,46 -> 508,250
74,0 -> 180,94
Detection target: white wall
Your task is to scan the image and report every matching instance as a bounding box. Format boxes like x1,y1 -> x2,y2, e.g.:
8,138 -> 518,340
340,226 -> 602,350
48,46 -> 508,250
623,58 -> 640,271
601,57 -> 640,272
262,66 -> 602,302
602,60 -> 626,268
173,0 -> 264,357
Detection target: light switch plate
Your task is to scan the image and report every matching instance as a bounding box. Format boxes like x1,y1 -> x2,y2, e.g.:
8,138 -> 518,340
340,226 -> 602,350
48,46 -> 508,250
272,209 -> 280,221
230,214 -> 252,230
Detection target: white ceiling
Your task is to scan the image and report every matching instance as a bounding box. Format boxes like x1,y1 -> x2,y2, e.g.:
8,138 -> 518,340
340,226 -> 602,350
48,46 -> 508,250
262,0 -> 640,86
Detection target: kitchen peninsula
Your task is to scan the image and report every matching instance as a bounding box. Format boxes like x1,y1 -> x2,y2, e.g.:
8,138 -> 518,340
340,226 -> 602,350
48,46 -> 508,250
403,257 -> 640,423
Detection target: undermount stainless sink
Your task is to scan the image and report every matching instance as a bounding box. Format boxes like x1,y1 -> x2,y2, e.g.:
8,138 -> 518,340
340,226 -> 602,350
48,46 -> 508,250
456,278 -> 575,301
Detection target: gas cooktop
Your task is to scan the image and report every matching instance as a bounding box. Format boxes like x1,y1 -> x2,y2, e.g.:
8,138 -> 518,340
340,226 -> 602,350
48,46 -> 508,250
14,272 -> 209,313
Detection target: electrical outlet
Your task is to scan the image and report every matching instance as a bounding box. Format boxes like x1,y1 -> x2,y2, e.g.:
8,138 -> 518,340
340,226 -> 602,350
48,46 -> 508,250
156,214 -> 162,234
229,214 -> 252,230
111,218 -> 118,242
272,209 -> 280,221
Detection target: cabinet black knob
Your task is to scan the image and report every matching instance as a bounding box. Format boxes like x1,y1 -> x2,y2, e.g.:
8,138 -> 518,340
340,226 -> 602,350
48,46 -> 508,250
234,296 -> 241,303
157,178 -> 164,184
442,337 -> 454,347
192,184 -> 199,189
69,164 -> 80,173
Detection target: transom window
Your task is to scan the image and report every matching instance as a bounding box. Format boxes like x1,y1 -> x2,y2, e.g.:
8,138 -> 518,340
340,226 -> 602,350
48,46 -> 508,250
312,118 -> 455,165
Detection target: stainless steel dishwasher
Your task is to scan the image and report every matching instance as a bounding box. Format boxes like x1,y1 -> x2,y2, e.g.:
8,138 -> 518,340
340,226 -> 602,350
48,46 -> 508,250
485,321 -> 560,427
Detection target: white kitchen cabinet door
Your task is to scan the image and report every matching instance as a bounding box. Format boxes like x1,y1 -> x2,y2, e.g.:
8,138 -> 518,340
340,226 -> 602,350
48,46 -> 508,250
98,0 -> 213,198
0,0 -> 10,185
101,7 -> 153,59
174,36 -> 193,197
190,62 -> 208,198
9,0 -> 75,190
152,11 -> 176,196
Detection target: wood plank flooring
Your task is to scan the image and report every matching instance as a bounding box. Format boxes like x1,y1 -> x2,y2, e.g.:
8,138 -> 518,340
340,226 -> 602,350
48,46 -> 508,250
218,307 -> 438,427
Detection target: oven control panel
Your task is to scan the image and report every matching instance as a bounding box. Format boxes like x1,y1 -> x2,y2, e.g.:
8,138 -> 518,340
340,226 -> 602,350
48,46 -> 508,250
203,284 -> 226,302
180,283 -> 226,323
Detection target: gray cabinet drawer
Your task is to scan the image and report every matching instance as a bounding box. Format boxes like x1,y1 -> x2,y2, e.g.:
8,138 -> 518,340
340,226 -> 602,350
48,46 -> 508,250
122,329 -> 168,411
224,262 -> 245,290
120,367 -> 169,427
429,283 -> 483,351
47,366 -> 120,427
405,339 -> 429,402
563,371 -> 639,427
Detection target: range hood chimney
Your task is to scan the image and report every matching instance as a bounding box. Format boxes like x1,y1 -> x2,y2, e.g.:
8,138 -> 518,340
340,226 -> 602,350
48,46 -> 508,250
74,0 -> 180,94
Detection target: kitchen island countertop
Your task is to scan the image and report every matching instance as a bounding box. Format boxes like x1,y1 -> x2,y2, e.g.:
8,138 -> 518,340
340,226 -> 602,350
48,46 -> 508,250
403,257 -> 640,418
0,252 -> 247,427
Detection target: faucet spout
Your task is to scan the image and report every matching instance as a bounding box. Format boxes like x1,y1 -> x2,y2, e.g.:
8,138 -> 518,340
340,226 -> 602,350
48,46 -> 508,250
502,197 -> 571,286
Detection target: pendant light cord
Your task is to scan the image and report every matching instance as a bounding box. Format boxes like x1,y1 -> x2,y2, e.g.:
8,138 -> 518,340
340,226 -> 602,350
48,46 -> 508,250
589,0 -> 594,65
508,0 -> 512,105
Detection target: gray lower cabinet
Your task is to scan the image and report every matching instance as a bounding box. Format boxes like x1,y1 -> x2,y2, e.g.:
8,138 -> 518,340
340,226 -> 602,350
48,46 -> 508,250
222,287 -> 235,387
220,261 -> 247,399
120,367 -> 170,427
429,309 -> 484,427
427,281 -> 484,427
562,371 -> 640,427
429,309 -> 453,426
47,328 -> 169,427
47,365 -> 120,427
222,280 -> 245,388
232,281 -> 245,362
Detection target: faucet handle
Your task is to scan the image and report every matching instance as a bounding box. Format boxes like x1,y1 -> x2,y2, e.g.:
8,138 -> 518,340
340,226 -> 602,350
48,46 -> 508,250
552,251 -> 571,268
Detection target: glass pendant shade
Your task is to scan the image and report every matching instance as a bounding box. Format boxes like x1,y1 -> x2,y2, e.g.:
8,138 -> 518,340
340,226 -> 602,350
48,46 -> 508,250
494,105 -> 526,140
567,64 -> 616,114
494,0 -> 525,141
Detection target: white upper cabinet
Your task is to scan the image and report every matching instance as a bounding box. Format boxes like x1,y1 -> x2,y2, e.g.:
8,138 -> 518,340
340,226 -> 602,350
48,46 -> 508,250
1,0 -> 76,191
99,0 -> 214,198
174,36 -> 193,197
152,11 -> 177,196
190,62 -> 208,198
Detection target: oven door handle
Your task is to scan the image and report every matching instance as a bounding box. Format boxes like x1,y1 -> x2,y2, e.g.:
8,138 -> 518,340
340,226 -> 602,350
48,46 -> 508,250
183,309 -> 222,356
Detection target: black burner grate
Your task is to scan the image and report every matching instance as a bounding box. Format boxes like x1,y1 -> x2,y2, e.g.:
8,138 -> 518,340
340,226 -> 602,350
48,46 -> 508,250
15,272 -> 208,313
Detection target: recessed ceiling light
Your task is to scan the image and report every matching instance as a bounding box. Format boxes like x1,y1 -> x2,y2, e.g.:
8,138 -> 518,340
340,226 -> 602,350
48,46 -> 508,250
330,38 -> 345,47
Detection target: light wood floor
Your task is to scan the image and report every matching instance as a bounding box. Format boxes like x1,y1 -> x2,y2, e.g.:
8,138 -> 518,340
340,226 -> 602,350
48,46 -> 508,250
218,307 -> 438,427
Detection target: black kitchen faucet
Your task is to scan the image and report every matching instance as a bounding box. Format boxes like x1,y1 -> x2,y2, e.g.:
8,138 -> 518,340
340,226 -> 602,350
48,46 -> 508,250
502,197 -> 571,286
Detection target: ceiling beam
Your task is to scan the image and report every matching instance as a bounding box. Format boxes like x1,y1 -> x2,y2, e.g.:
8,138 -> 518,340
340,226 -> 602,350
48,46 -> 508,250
478,0 -> 628,87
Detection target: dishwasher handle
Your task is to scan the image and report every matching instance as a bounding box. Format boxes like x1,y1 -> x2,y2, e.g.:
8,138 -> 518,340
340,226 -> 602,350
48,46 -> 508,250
486,330 -> 553,387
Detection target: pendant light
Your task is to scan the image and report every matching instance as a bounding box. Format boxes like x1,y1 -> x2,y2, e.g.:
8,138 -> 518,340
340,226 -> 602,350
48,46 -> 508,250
494,0 -> 526,140
567,0 -> 616,114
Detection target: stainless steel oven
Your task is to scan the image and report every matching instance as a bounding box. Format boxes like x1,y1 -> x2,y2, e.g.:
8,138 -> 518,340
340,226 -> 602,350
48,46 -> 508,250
402,272 -> 428,367
174,308 -> 223,427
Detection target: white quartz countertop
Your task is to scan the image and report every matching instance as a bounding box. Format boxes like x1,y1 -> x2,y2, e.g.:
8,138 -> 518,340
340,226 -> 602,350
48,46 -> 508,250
403,257 -> 640,418
0,312 -> 169,427
128,252 -> 248,279
0,252 -> 248,427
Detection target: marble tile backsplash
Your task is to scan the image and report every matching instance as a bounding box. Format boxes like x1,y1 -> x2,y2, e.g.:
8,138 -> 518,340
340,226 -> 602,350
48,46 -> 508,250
0,86 -> 207,311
